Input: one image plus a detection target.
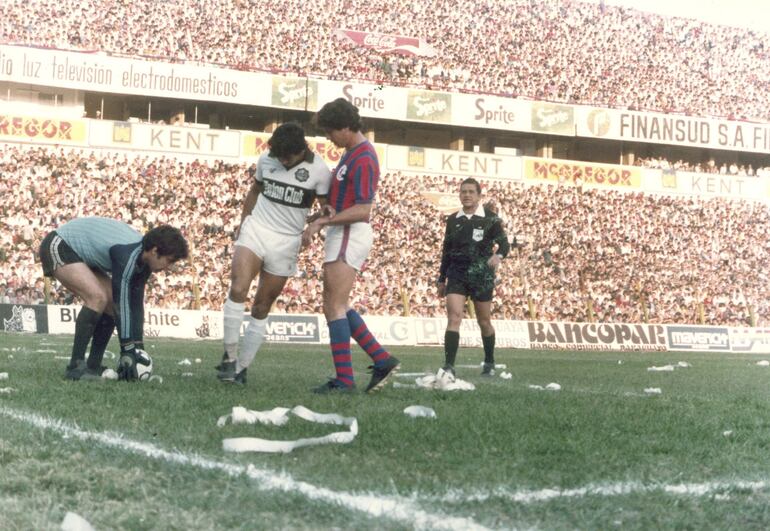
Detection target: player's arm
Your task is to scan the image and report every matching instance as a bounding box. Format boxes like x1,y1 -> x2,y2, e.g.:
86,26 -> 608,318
110,244 -> 150,381
437,217 -> 452,297
487,218 -> 511,269
306,196 -> 333,223
308,160 -> 374,230
239,180 -> 262,225
110,245 -> 143,348
128,274 -> 148,347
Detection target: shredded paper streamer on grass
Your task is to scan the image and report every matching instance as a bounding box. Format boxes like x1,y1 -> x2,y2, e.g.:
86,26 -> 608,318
528,382 -> 561,391
415,369 -> 475,391
217,406 -> 357,454
648,362 -> 691,372
60,511 -> 95,531
403,405 -> 437,419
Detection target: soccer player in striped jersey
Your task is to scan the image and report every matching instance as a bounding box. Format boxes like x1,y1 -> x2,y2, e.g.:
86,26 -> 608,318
39,218 -> 188,380
217,123 -> 332,385
303,98 -> 400,394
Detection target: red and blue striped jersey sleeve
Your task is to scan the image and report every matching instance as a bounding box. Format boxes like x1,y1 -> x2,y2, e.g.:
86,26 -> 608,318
329,141 -> 379,212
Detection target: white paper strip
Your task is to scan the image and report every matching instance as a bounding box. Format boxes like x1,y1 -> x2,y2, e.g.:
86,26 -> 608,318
219,405 -> 358,454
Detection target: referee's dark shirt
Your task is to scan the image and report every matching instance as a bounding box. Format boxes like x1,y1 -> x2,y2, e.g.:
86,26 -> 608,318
438,205 -> 510,283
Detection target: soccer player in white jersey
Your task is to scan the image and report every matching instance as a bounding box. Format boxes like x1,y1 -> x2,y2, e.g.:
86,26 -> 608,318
217,123 -> 332,384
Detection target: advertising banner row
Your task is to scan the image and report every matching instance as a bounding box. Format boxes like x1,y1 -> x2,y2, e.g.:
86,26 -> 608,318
1,111 -> 768,201
3,44 -> 769,154
3,304 -> 768,354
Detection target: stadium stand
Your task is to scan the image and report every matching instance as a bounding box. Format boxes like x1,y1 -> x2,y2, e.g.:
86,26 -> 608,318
3,144 -> 769,326
1,0 -> 769,121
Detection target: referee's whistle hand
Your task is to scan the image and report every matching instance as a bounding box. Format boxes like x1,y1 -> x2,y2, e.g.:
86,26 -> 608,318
487,255 -> 502,270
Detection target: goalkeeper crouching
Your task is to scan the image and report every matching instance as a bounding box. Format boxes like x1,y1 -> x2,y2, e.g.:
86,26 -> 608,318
39,218 -> 189,381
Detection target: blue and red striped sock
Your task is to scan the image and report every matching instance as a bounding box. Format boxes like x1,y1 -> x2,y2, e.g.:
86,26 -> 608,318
347,309 -> 391,367
328,318 -> 354,387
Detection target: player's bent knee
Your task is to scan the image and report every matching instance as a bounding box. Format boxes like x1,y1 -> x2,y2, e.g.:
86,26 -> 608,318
82,290 -> 110,312
251,301 -> 271,320
447,315 -> 463,328
228,279 -> 251,302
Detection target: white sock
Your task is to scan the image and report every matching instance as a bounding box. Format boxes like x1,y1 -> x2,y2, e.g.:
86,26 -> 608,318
236,316 -> 267,372
223,298 -> 245,360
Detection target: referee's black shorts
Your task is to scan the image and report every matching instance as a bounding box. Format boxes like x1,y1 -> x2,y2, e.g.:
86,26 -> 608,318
445,276 -> 493,302
39,231 -> 83,277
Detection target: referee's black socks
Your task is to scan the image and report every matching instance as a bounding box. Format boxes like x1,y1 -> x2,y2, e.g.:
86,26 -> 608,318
444,330 -> 460,368
482,334 -> 495,365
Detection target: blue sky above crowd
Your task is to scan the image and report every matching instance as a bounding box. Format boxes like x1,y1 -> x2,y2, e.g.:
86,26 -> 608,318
583,0 -> 769,32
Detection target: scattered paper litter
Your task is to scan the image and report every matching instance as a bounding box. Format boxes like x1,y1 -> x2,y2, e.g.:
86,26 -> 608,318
528,382 -> 561,391
618,360 -> 623,364
148,375 -> 163,383
195,358 -> 202,364
7,355 -> 12,359
101,369 -> 118,380
0,387 -> 16,394
403,405 -> 437,419
219,405 -> 358,453
0,373 -> 8,380
104,350 -> 116,360
756,360 -> 770,367
182,372 -> 194,377
723,430 -> 734,437
61,511 -> 95,531
644,387 -> 662,395
500,371 -> 512,380
178,358 -> 192,365
415,368 -> 475,391
648,362 -> 692,371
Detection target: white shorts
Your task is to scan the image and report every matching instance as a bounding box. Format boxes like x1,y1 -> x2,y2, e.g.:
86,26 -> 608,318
235,215 -> 301,277
324,223 -> 373,271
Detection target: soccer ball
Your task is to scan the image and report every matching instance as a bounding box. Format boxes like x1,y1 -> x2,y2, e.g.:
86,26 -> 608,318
135,349 -> 153,381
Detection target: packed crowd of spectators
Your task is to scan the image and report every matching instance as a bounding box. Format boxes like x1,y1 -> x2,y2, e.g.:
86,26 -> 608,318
2,0 -> 769,121
3,143 -> 770,326
634,157 -> 770,177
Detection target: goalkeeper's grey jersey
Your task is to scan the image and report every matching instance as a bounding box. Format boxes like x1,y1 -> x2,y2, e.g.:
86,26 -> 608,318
252,151 -> 331,235
56,217 -> 142,272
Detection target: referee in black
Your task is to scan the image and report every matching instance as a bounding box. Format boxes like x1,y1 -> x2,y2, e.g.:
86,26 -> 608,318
437,178 -> 510,377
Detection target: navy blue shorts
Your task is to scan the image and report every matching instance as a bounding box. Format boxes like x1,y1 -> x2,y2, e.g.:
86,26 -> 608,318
39,231 -> 83,277
445,277 -> 493,302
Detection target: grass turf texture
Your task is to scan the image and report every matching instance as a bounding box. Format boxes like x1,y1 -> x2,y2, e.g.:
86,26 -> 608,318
2,332 -> 770,529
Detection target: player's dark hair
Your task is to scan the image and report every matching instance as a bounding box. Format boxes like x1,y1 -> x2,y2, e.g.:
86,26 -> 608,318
142,225 -> 189,261
316,98 -> 363,132
461,177 -> 482,194
268,122 -> 308,159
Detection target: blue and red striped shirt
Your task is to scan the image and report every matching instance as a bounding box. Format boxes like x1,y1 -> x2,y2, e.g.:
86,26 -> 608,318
328,141 -> 379,216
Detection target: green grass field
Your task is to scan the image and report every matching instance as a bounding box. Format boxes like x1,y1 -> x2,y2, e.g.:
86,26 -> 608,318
2,331 -> 770,530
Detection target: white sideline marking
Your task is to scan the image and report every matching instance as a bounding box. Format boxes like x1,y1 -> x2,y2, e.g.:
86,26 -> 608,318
432,480 -> 769,504
0,407 -> 489,531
